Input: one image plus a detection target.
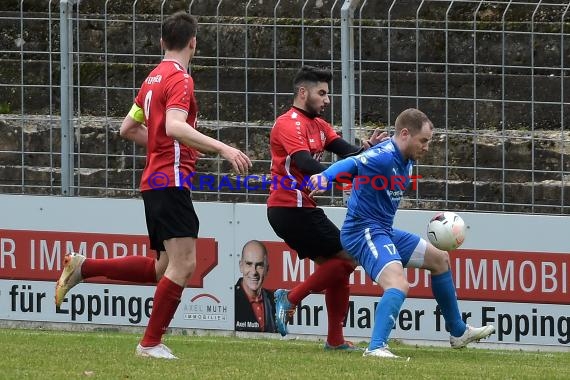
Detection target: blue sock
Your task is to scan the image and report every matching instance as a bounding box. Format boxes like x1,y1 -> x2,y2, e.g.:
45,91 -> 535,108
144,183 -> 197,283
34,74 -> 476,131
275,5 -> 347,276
431,271 -> 467,337
369,288 -> 406,350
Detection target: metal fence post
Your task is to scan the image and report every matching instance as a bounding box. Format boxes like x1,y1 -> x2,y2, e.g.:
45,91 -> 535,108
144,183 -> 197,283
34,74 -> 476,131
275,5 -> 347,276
340,0 -> 360,205
60,0 -> 75,196
341,0 -> 360,144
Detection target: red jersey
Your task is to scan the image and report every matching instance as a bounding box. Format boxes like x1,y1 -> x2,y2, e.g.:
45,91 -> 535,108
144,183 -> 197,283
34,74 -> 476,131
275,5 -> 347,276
135,59 -> 198,191
268,107 -> 340,208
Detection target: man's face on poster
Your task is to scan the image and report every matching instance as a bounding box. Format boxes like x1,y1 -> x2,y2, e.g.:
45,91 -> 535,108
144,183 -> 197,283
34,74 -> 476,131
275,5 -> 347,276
239,243 -> 268,295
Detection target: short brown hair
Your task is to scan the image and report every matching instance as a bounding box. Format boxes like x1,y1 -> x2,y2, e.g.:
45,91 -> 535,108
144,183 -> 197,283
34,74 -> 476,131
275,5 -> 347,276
162,12 -> 198,51
394,108 -> 433,135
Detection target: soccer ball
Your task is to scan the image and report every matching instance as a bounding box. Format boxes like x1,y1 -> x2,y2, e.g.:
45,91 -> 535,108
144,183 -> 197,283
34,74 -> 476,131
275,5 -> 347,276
426,212 -> 466,251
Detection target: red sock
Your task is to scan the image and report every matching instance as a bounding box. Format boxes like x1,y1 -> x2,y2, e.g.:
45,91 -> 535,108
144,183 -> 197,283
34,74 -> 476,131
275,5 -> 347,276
140,276 -> 183,347
325,271 -> 351,346
81,256 -> 156,283
288,257 -> 354,305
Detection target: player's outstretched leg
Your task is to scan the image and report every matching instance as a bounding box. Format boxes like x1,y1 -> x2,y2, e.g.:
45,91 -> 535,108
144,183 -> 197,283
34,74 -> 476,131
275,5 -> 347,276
274,289 -> 295,336
450,325 -> 495,349
430,269 -> 495,348
55,252 -> 86,307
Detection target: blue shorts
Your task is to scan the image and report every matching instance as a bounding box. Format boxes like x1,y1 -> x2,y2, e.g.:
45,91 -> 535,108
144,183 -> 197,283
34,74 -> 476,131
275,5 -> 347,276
340,225 -> 425,282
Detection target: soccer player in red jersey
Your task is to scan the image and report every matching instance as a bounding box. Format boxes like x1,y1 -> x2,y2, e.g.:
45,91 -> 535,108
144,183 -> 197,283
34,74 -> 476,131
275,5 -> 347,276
55,12 -> 251,359
267,65 -> 386,350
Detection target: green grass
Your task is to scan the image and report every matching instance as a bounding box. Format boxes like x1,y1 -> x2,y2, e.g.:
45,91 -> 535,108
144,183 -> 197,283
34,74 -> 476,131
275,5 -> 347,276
1,328 -> 569,380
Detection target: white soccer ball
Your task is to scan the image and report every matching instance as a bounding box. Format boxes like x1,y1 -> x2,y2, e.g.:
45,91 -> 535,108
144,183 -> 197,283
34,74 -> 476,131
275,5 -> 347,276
426,212 -> 466,251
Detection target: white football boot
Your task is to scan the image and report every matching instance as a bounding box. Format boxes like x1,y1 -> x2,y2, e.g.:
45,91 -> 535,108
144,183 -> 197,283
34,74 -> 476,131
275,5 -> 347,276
450,324 -> 495,348
55,252 -> 86,307
136,343 -> 178,359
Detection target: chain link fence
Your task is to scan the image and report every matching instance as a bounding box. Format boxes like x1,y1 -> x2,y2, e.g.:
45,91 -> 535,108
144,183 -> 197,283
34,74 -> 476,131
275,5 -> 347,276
1,0 -> 569,214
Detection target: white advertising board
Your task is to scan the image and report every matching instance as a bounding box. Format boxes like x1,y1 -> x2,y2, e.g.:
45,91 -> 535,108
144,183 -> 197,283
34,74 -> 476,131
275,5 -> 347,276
0,196 -> 235,331
0,195 -> 569,348
234,203 -> 570,347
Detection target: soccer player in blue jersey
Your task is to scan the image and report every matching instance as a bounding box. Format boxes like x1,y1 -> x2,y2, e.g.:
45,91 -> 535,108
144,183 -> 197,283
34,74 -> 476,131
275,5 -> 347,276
309,108 -> 495,358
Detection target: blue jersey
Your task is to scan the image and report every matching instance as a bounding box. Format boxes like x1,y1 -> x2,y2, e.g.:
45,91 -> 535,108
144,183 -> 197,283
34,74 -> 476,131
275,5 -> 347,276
322,138 -> 415,231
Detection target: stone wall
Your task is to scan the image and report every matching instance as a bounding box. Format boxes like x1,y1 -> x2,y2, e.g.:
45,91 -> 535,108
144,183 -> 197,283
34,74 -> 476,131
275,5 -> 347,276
1,115 -> 568,213
1,1 -> 569,212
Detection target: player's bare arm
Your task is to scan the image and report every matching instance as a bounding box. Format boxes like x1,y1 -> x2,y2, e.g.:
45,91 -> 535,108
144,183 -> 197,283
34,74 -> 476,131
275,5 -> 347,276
165,109 -> 252,174
120,104 -> 148,146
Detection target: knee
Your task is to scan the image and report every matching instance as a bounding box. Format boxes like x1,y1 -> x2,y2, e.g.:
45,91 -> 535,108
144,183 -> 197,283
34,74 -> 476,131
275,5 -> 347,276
398,279 -> 410,295
382,274 -> 409,295
154,260 -> 166,282
169,255 -> 196,280
342,258 -> 357,274
390,279 -> 409,295
335,258 -> 356,282
430,250 -> 450,274
181,256 -> 196,276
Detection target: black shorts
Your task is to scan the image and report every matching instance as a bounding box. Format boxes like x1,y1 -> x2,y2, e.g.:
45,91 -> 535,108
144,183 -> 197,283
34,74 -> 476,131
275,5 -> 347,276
142,187 -> 199,253
267,207 -> 343,260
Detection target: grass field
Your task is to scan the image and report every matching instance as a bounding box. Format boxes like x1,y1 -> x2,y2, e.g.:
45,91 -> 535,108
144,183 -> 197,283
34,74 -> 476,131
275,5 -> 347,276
2,328 -> 569,379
